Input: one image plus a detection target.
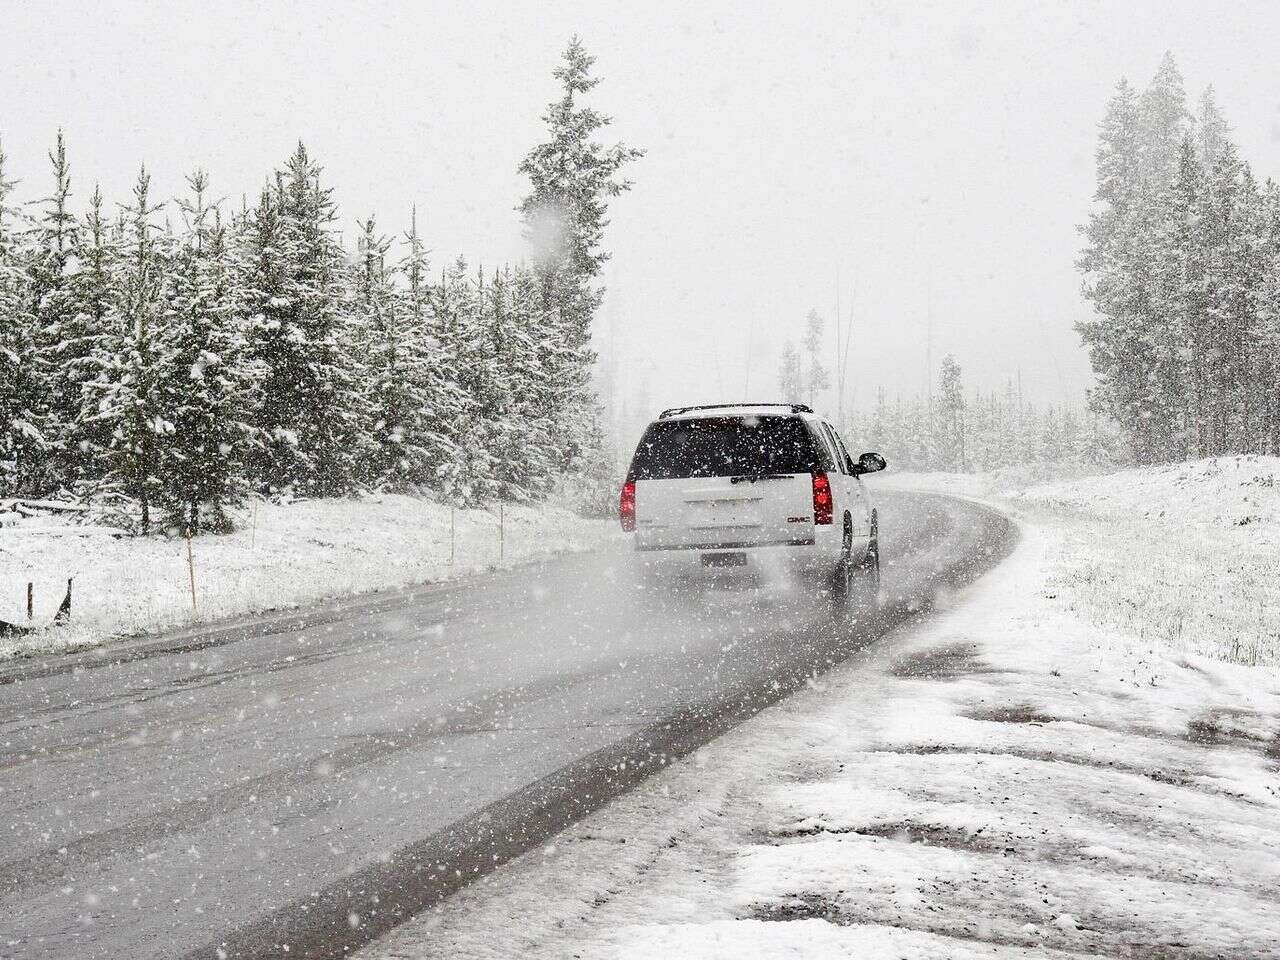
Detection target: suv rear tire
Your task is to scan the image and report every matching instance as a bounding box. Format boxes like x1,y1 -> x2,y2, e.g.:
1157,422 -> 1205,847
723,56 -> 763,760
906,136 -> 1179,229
833,511 -> 881,616
862,510 -> 882,612
831,515 -> 855,606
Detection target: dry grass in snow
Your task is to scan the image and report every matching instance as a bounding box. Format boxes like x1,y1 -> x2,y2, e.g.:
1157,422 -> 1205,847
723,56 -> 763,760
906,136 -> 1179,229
1012,455 -> 1280,670
881,456 -> 1280,670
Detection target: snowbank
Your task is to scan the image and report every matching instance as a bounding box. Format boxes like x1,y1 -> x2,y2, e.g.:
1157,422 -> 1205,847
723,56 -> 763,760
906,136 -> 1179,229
1013,455 -> 1280,669
0,495 -> 612,659
870,460 -> 1113,500
358,519 -> 1280,960
880,456 -> 1280,669
1018,453 -> 1280,528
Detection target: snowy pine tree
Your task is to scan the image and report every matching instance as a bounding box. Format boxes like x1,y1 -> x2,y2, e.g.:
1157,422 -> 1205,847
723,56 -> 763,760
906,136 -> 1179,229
936,354 -> 966,471
154,171 -> 261,533
486,265 -> 563,501
27,131 -> 82,493
1196,86 -> 1229,168
0,136 -> 43,495
511,264 -> 568,495
65,185 -> 121,487
236,184 -> 293,492
353,215 -> 398,487
1137,52 -> 1190,186
243,144 -> 362,497
802,310 -> 830,408
777,341 -> 803,400
1258,181 -> 1280,454
90,167 -> 168,531
1080,79 -> 1140,281
397,209 -> 462,489
354,214 -> 455,492
1080,55 -> 1194,463
517,37 -> 643,471
432,258 -> 494,504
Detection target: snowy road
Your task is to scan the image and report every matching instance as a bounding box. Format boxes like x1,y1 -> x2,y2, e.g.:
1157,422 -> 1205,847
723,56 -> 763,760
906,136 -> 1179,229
0,491 -> 1013,960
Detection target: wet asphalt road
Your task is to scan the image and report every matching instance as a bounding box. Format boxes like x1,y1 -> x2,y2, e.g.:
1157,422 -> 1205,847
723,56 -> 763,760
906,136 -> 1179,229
0,490 -> 1014,960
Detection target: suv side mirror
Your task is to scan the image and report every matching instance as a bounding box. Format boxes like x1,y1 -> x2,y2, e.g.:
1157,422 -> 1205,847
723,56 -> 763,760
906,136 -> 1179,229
852,452 -> 887,475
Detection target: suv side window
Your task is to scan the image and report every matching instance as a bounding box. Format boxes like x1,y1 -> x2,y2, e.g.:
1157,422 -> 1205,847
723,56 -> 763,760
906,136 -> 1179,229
819,423 -> 846,474
831,429 -> 856,475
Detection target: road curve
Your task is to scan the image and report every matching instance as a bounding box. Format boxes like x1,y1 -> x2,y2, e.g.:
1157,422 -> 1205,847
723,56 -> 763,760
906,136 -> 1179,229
0,490 -> 1015,960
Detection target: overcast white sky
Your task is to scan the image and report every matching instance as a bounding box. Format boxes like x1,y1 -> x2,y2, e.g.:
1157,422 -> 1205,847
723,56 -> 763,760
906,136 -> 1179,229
6,0 -> 1280,436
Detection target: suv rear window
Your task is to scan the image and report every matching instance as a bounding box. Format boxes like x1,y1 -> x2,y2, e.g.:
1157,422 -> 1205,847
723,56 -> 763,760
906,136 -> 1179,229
629,416 -> 825,480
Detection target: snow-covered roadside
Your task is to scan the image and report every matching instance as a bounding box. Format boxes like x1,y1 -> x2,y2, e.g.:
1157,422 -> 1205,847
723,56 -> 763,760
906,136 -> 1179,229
881,456 -> 1280,671
359,481 -> 1280,959
1012,455 -> 1280,670
875,461 -> 1112,500
0,495 -> 612,660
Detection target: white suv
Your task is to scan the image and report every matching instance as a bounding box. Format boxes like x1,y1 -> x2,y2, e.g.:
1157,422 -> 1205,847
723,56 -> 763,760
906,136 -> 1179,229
619,403 -> 885,605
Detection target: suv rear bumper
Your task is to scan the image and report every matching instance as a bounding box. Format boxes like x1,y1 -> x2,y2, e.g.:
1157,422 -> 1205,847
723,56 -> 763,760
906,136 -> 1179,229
635,535 -> 815,551
631,534 -> 839,582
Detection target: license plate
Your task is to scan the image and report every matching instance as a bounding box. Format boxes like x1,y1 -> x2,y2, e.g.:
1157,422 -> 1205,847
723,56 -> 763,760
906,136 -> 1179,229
701,552 -> 746,568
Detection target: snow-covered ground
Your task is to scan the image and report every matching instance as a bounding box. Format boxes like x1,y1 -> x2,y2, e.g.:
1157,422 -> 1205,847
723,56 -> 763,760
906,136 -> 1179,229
874,461 -> 1112,499
360,458 -> 1280,959
877,456 -> 1280,670
1012,455 -> 1280,671
0,495 -> 612,660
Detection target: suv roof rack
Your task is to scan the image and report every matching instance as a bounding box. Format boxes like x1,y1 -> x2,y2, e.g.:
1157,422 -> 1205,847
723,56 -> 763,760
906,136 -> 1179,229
657,402 -> 813,419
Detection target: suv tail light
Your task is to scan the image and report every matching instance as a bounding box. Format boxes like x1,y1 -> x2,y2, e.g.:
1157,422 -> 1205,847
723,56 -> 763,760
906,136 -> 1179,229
620,479 -> 636,532
812,471 -> 833,525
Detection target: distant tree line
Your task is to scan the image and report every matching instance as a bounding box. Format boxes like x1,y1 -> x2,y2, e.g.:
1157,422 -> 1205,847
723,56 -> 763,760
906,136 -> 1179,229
772,311 -> 1114,475
848,354 -> 1117,474
1079,52 -> 1280,464
0,38 -> 639,533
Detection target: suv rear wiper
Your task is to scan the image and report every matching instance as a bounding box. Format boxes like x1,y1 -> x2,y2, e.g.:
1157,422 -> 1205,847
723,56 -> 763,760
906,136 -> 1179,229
729,473 -> 789,484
